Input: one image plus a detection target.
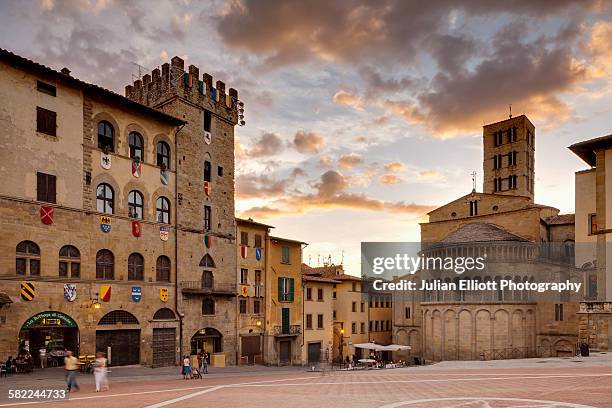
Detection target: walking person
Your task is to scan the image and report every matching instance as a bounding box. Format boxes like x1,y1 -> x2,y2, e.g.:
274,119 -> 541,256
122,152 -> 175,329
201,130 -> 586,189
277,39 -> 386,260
64,351 -> 80,392
93,352 -> 109,392
201,351 -> 209,374
182,355 -> 192,379
39,347 -> 46,369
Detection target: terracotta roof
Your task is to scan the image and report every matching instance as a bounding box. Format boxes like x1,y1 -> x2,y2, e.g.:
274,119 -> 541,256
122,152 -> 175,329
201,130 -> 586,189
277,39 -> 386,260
569,134 -> 612,167
302,264 -> 361,281
269,235 -> 307,245
440,222 -> 530,243
302,275 -> 341,284
0,48 -> 185,126
545,214 -> 575,225
235,217 -> 275,229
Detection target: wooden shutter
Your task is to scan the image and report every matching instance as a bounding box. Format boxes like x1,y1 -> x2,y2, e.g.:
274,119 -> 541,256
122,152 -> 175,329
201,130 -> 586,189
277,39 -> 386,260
278,277 -> 282,300
282,307 -> 290,327
289,278 -> 294,302
47,174 -> 56,203
36,172 -> 45,201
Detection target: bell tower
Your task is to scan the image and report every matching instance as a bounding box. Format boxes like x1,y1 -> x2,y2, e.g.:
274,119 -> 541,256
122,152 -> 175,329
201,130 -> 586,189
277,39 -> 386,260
483,114 -> 535,200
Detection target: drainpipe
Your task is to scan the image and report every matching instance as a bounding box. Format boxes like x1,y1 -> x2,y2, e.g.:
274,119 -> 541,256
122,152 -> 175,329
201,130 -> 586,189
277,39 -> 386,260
174,123 -> 185,361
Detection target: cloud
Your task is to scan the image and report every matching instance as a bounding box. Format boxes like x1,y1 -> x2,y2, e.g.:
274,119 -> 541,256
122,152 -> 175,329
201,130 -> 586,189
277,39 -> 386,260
384,161 -> 406,172
418,170 -> 444,181
319,155 -> 332,166
240,169 -> 434,218
248,132 -> 284,157
379,174 -> 402,185
294,131 -> 327,154
333,90 -> 364,110
338,153 -> 363,169
236,173 -> 292,199
587,21 -> 612,81
385,22 -> 588,135
215,0 -> 594,68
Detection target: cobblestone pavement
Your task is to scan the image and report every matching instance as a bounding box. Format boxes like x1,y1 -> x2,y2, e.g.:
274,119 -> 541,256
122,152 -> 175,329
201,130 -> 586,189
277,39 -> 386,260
1,354 -> 612,408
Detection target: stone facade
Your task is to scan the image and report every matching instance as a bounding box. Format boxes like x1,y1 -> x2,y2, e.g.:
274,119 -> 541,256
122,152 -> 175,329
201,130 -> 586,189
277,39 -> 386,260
393,114 -> 580,362
0,49 -> 184,366
125,56 -> 240,365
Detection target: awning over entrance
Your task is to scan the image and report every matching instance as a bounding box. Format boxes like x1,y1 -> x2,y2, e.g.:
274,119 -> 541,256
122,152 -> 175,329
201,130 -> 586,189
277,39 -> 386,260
22,311 -> 78,329
0,292 -> 13,306
353,343 -> 411,351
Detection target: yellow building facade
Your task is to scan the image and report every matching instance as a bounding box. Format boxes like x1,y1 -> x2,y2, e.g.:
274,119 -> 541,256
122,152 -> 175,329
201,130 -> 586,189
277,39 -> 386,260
302,274 -> 337,365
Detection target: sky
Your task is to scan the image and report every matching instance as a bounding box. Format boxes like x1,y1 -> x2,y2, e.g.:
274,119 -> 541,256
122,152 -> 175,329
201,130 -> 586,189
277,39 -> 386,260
1,0 -> 612,275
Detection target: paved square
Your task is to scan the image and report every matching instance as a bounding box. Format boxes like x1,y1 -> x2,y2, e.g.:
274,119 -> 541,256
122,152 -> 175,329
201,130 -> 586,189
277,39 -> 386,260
2,355 -> 612,407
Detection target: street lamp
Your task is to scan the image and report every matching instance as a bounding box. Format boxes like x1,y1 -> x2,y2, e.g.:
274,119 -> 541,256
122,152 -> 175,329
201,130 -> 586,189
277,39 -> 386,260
338,329 -> 345,363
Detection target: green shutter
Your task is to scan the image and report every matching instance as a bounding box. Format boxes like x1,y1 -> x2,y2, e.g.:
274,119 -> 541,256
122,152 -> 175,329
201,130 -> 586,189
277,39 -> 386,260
289,278 -> 294,302
278,277 -> 282,300
282,307 -> 290,329
183,73 -> 189,88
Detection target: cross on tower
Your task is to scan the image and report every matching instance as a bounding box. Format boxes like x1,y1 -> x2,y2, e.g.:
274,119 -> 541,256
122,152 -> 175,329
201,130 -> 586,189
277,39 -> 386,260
471,171 -> 477,192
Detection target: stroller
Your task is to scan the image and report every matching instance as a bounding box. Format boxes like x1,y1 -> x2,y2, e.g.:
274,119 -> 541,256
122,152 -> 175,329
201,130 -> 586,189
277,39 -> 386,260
192,365 -> 202,379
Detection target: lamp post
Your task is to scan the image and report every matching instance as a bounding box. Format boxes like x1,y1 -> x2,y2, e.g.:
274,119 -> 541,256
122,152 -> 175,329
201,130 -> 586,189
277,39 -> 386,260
339,328 -> 345,363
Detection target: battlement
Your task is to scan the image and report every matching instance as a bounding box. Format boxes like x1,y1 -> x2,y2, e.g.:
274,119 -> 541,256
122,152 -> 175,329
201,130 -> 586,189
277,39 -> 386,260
124,56 -> 243,125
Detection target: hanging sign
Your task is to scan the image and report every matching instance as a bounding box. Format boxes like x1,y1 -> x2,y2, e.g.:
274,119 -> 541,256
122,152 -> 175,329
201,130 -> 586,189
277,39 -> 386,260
40,206 -> 54,225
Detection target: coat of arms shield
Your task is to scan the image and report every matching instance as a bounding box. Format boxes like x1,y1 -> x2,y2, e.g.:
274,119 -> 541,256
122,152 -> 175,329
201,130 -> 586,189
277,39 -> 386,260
99,215 -> 112,233
160,287 -> 169,302
131,286 -> 141,302
159,226 -> 169,241
100,152 -> 112,170
64,284 -> 77,302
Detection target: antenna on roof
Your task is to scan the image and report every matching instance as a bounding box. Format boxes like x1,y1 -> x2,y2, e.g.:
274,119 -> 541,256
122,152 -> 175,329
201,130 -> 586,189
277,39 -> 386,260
340,250 -> 344,265
471,171 -> 477,192
509,104 -> 512,119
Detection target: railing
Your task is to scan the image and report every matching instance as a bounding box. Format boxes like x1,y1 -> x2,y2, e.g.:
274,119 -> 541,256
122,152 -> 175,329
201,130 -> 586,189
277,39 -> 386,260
579,301 -> 612,313
478,345 -> 576,361
272,324 -> 301,336
180,281 -> 237,295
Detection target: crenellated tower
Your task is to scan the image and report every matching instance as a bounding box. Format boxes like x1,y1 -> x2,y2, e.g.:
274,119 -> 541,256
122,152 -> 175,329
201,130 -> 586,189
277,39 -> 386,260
125,56 -> 241,362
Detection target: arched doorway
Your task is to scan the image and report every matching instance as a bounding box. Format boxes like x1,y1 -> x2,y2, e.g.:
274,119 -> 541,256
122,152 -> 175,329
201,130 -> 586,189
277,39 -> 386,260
96,310 -> 140,366
190,328 -> 222,355
19,311 -> 79,367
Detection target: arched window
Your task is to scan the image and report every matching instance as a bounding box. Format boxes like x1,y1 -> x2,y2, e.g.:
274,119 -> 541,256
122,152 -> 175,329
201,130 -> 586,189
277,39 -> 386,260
59,245 -> 80,278
128,190 -> 144,219
156,255 -> 171,282
156,141 -> 170,169
156,197 -> 170,224
128,253 -> 144,280
97,121 -> 114,152
153,308 -> 176,320
99,310 -> 139,325
96,183 -> 114,214
199,254 -> 215,268
96,249 -> 114,280
128,131 -> 143,160
16,241 -> 40,276
202,298 -> 215,315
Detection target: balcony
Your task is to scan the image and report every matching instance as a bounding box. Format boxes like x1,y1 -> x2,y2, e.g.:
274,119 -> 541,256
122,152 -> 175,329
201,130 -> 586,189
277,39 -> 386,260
180,281 -> 237,297
272,324 -> 301,337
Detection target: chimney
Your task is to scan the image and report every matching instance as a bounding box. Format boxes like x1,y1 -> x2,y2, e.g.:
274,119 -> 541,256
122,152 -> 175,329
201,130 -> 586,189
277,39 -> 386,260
60,67 -> 71,76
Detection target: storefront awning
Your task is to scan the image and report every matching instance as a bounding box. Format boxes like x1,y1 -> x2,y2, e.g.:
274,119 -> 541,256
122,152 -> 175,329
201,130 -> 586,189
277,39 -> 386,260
353,343 -> 411,351
0,292 -> 13,306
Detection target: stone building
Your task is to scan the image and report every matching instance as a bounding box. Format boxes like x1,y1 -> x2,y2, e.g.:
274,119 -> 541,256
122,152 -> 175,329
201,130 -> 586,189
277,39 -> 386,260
263,236 -> 305,365
236,218 -> 272,364
302,264 -> 393,362
392,115 -> 580,362
0,49 -> 186,367
570,135 -> 612,350
302,273 -> 338,366
0,49 -> 241,367
125,56 -> 240,365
